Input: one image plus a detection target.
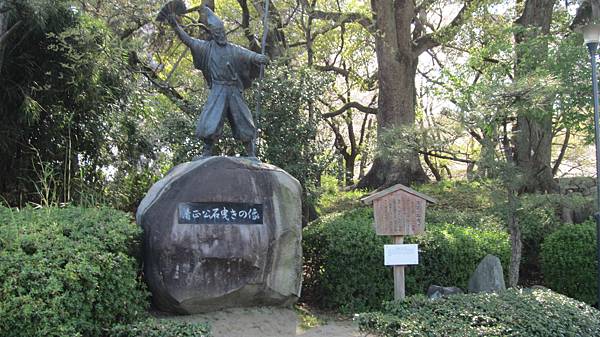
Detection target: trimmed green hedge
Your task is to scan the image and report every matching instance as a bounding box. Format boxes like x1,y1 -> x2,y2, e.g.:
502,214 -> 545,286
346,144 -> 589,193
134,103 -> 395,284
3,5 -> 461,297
302,207 -> 510,313
0,206 -> 148,337
357,289 -> 600,337
541,221 -> 598,305
110,319 -> 211,337
303,208 -> 390,313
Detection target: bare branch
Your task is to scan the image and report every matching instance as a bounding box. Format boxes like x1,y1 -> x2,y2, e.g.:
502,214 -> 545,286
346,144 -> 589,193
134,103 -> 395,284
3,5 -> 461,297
299,0 -> 373,30
0,19 -> 22,47
321,101 -> 377,119
415,0 -> 437,14
552,128 -> 570,176
413,0 -> 475,56
314,64 -> 349,76
310,10 -> 372,29
128,51 -> 196,115
418,150 -> 476,164
119,18 -> 149,40
165,49 -> 188,82
288,40 -> 307,48
423,152 -> 443,181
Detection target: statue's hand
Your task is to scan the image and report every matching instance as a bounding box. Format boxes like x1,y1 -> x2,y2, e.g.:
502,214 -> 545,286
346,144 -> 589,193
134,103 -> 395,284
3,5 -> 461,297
167,14 -> 178,26
256,54 -> 270,65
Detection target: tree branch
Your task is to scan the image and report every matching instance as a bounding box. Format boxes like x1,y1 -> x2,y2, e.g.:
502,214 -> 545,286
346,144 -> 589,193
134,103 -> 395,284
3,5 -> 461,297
314,63 -> 350,76
413,0 -> 474,56
298,0 -> 373,30
552,128 -> 570,176
119,18 -> 149,40
321,101 -> 377,118
310,10 -> 372,29
423,152 -> 443,181
325,118 -> 349,157
0,19 -> 22,48
236,0 -> 260,52
128,51 -> 196,116
418,150 -> 476,164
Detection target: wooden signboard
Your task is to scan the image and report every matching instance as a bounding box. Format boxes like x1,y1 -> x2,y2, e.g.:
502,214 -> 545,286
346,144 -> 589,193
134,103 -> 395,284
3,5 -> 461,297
361,183 -> 436,300
362,184 -> 435,236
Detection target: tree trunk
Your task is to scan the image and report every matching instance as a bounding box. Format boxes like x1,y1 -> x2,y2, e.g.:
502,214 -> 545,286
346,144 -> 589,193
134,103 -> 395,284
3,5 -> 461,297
513,0 -> 557,193
507,187 -> 522,287
423,152 -> 442,181
357,0 -> 429,189
0,11 -> 9,74
513,115 -> 556,192
345,154 -> 355,186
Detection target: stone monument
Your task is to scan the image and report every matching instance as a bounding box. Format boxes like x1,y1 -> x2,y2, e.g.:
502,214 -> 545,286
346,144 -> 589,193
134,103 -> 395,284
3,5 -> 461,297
136,2 -> 302,314
137,157 -> 302,313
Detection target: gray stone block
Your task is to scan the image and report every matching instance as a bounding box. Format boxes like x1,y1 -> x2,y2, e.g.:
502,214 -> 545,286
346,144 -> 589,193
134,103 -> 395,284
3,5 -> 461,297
136,157 -> 302,314
467,254 -> 506,294
426,285 -> 463,300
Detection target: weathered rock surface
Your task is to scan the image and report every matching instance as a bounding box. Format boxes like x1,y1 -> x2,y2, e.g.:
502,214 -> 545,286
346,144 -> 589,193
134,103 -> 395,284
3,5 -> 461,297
136,156 -> 302,314
467,254 -> 506,293
426,285 -> 463,300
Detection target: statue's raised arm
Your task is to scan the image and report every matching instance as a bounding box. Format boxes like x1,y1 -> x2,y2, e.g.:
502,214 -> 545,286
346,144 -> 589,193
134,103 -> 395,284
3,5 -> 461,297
157,0 -> 202,49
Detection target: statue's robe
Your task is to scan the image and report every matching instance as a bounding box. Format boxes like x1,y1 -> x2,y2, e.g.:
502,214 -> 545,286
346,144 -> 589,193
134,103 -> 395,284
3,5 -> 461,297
189,39 -> 262,142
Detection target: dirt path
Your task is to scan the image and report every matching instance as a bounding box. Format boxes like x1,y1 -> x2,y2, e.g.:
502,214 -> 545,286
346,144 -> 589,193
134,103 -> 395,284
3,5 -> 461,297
159,306 -> 368,337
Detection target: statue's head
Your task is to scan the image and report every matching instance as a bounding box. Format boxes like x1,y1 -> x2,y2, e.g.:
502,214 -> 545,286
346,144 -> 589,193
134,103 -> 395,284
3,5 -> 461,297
204,6 -> 227,46
211,27 -> 228,46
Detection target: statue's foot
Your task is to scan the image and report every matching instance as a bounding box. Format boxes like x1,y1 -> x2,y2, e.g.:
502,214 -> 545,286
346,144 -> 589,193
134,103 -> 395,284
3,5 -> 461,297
244,140 -> 257,158
200,139 -> 214,158
192,155 -> 213,161
245,155 -> 260,162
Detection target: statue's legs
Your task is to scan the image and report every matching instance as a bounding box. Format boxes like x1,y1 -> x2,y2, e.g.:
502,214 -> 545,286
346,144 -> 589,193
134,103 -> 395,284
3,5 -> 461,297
227,88 -> 257,158
202,138 -> 214,157
196,86 -> 226,131
196,86 -> 229,156
197,85 -> 257,158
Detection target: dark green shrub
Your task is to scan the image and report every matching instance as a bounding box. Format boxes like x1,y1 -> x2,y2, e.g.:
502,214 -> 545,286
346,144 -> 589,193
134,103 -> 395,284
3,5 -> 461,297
540,221 -> 597,305
357,289 -> 600,337
516,194 -> 563,285
109,319 -> 211,337
0,206 -> 148,337
302,208 -> 510,313
406,224 -> 510,294
303,208 -> 391,313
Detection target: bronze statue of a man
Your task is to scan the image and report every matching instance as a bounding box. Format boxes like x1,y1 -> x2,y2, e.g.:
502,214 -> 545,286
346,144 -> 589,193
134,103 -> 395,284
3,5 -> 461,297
158,1 -> 268,158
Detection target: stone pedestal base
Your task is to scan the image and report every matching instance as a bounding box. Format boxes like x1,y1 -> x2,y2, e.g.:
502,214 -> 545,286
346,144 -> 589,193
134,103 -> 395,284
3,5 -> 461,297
136,157 -> 302,314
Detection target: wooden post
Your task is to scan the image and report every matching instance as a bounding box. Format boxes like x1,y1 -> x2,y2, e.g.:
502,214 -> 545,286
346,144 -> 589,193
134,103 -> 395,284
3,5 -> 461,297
393,235 -> 405,300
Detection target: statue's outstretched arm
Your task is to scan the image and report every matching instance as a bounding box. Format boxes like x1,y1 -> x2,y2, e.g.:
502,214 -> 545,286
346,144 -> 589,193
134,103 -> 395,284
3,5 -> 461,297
168,15 -> 198,49
236,45 -> 270,65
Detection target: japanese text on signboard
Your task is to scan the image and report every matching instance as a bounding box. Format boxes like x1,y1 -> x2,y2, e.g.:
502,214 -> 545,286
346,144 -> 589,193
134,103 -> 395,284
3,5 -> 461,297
178,202 -> 263,224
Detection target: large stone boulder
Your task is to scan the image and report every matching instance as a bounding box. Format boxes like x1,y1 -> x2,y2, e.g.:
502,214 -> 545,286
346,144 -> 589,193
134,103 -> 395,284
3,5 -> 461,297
136,157 -> 302,314
467,254 -> 506,293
